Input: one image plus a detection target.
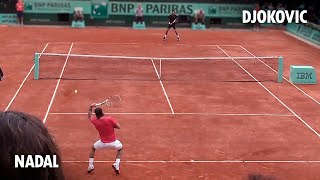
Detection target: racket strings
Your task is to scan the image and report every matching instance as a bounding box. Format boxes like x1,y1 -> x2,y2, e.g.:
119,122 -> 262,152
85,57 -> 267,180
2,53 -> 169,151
108,96 -> 121,106
102,95 -> 121,107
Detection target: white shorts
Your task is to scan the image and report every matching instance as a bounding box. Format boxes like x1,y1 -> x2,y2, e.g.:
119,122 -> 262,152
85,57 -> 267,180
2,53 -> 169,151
93,139 -> 123,150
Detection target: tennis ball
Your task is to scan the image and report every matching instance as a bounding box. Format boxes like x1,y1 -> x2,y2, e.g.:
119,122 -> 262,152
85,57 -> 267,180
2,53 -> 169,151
75,89 -> 78,93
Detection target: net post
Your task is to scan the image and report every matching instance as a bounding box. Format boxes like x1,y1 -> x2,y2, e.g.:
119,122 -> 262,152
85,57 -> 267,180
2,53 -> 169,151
278,56 -> 283,83
34,53 -> 40,80
159,59 -> 162,80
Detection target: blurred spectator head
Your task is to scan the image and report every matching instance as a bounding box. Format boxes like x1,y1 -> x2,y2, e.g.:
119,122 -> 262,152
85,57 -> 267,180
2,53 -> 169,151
248,173 -> 276,180
0,111 -> 64,180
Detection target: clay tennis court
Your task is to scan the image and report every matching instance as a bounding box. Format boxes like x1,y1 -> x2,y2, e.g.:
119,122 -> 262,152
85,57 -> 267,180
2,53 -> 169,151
1,26 -> 320,179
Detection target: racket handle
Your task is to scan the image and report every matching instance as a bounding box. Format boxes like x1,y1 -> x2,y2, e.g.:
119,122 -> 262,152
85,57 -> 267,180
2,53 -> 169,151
91,103 -> 97,107
96,101 -> 108,106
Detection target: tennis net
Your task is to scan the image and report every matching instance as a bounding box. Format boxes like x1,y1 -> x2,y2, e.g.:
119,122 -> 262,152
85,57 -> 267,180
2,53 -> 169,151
33,53 -> 283,82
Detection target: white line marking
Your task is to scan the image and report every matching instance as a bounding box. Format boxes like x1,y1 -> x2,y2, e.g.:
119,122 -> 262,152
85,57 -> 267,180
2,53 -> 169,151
40,52 -> 277,60
283,31 -> 320,49
216,45 -> 320,138
62,160 -> 320,163
240,45 -> 320,105
243,160 -> 320,163
198,45 -> 242,47
43,43 -> 73,123
151,59 -> 161,79
151,59 -> 174,114
4,43 -> 49,111
50,41 -> 241,47
49,112 -> 294,116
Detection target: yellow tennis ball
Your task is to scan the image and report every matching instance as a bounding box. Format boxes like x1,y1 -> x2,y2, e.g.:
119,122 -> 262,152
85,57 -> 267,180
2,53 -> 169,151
75,89 -> 77,93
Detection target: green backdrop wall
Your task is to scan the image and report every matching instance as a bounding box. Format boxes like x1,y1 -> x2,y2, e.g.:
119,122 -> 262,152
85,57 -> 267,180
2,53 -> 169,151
22,0 -> 253,26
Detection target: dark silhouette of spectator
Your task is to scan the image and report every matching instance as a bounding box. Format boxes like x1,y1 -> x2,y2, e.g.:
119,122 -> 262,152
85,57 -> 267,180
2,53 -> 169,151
297,3 -> 305,11
306,5 -> 319,24
248,173 -> 276,180
0,111 -> 65,180
267,2 -> 274,10
0,67 -> 4,81
262,2 -> 269,11
277,3 -> 286,11
254,2 -> 261,29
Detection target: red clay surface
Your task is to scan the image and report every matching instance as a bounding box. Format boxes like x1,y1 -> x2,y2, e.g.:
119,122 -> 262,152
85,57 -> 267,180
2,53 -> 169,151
1,26 -> 320,179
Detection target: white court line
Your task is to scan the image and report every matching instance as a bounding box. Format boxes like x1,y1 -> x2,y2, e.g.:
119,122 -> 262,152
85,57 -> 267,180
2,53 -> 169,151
43,43 -> 73,123
62,160 -> 320,163
198,45 -> 243,47
151,59 -> 174,114
240,45 -> 320,106
4,43 -> 50,111
40,52 -> 277,60
216,45 -> 320,139
49,112 -> 294,117
49,41 -> 241,47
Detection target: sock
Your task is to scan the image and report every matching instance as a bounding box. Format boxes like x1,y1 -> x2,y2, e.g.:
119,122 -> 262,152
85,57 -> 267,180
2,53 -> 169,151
115,158 -> 121,169
89,158 -> 94,167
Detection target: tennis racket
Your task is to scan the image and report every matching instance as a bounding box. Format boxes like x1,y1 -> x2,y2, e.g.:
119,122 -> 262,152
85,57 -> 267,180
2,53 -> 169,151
95,95 -> 121,107
169,18 -> 177,25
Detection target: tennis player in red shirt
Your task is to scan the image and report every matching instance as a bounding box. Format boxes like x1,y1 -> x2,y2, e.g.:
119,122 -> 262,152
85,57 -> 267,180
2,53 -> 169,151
87,104 -> 123,174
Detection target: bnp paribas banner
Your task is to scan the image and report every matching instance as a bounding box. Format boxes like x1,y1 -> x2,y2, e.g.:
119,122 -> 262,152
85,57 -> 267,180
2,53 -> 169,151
25,0 -> 91,14
108,2 -> 252,17
24,0 -> 108,18
24,0 -> 252,18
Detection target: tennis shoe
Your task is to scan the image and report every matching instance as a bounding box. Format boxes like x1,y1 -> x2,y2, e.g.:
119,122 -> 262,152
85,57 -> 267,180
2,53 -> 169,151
112,163 -> 120,175
163,36 -> 167,40
87,165 -> 94,173
0,76 -> 4,81
177,36 -> 180,41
